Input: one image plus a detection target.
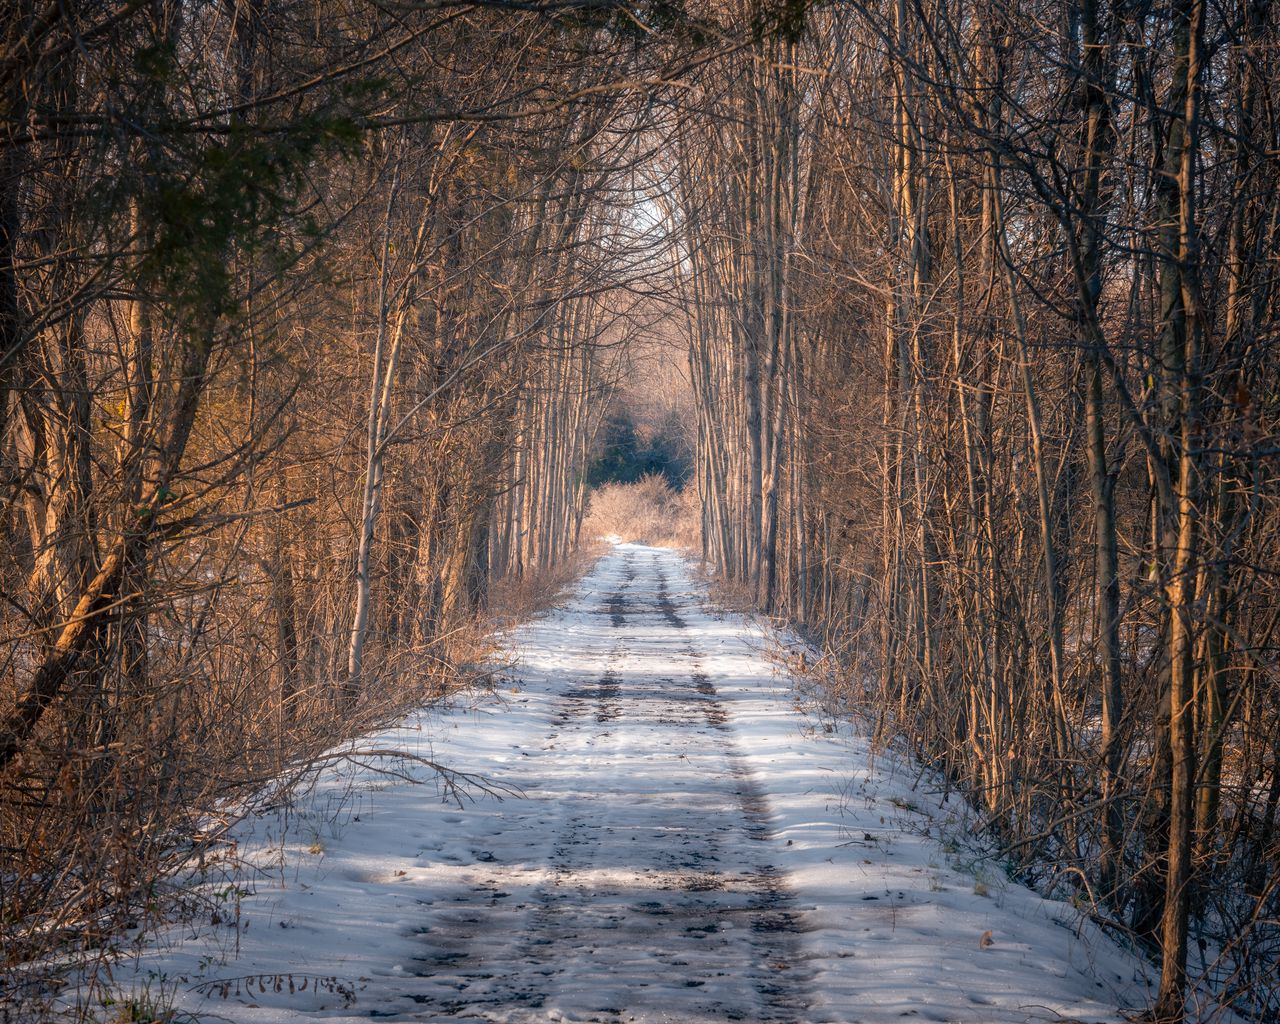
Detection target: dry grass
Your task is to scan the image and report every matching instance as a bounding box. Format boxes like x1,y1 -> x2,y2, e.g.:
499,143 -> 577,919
699,567 -> 758,616
581,474 -> 699,549
485,542 -> 605,628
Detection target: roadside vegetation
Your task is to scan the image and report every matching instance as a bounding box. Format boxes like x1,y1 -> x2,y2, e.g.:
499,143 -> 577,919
582,474 -> 700,550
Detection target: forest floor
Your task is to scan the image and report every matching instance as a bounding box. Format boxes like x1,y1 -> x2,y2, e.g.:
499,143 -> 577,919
75,544 -> 1158,1024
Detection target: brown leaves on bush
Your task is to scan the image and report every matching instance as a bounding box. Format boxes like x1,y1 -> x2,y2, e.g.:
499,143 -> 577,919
582,474 -> 698,549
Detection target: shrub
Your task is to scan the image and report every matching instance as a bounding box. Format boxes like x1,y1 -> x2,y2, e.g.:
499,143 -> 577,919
582,474 -> 699,549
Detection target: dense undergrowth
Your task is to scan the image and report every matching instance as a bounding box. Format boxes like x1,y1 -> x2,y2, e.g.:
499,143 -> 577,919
581,475 -> 700,551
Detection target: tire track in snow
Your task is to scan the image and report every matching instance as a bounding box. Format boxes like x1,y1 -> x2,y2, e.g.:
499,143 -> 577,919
685,640 -> 809,1021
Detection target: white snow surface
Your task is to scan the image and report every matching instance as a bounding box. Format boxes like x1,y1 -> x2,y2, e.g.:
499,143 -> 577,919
86,543 -> 1164,1023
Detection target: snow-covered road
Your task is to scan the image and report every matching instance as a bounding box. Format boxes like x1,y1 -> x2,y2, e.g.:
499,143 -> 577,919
99,544 -> 1156,1023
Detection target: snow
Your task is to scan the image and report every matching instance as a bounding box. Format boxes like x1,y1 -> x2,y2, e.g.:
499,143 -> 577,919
76,542 -> 1164,1023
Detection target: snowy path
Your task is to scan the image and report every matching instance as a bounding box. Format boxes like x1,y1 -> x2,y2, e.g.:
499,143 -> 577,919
101,544 -> 1155,1024
397,545 -> 809,1021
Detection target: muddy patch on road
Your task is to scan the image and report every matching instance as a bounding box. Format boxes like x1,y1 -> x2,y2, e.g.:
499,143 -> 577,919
596,669 -> 620,722
656,573 -> 688,629
606,591 -> 628,627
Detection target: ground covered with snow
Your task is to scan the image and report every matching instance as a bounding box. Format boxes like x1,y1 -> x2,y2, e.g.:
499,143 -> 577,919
75,543 -> 1162,1023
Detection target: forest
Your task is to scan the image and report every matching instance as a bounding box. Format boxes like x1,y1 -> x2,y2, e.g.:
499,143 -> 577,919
1,0 -> 1278,1021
